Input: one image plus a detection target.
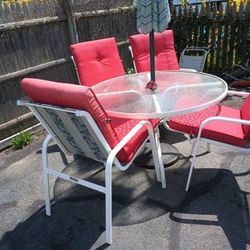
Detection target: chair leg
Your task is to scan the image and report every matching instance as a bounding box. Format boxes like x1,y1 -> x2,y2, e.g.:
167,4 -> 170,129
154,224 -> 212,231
146,129 -> 162,184
42,134 -> 52,216
186,141 -> 198,192
155,131 -> 166,189
207,143 -> 211,153
105,161 -> 113,244
149,129 -> 166,188
152,131 -> 161,183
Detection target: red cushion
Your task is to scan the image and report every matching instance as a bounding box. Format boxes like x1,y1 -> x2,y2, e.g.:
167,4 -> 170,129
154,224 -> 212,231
112,117 -> 160,163
20,78 -> 159,163
169,105 -> 248,147
129,30 -> 180,72
70,38 -> 125,87
240,95 -> 250,137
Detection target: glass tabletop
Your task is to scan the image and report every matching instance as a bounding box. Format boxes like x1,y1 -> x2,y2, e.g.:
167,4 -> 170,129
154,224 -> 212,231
92,71 -> 228,119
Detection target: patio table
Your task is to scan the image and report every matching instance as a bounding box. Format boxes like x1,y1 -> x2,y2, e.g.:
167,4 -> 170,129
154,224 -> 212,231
92,71 -> 227,119
92,70 -> 228,167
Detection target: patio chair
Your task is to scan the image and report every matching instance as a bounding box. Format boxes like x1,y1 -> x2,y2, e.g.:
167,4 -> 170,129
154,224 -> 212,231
129,30 -> 208,72
167,91 -> 250,191
179,47 -> 209,72
17,78 -> 166,244
70,37 -> 125,86
129,30 -> 180,73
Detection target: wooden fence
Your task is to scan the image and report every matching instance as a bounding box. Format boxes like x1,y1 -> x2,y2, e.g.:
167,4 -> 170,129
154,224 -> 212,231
171,2 -> 250,74
0,0 -> 249,140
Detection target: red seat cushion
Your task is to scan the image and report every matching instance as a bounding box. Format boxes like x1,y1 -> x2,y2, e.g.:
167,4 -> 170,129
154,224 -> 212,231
20,78 -> 159,163
129,30 -> 180,72
169,105 -> 248,147
112,118 -> 160,163
240,95 -> 250,137
70,37 -> 125,87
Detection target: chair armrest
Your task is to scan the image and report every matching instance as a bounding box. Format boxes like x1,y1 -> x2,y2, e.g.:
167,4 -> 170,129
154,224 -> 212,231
201,116 -> 250,128
195,116 -> 250,143
107,120 -> 154,171
227,90 -> 250,97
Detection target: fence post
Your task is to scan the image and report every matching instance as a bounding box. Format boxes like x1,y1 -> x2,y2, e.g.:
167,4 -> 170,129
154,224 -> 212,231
62,0 -> 79,44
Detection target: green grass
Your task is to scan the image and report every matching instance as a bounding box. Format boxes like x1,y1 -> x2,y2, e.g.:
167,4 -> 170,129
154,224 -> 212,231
11,131 -> 32,150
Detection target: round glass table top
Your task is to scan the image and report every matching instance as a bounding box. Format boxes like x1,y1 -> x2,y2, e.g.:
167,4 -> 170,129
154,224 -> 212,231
92,71 -> 228,119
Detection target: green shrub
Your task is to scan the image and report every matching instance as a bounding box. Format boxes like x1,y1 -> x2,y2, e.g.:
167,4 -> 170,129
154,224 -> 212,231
11,131 -> 32,150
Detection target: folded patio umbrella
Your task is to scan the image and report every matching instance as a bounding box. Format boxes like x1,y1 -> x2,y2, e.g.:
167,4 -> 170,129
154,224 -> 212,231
133,0 -> 171,89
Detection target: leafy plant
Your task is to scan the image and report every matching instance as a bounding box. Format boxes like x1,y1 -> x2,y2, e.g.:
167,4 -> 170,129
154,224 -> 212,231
11,131 -> 32,150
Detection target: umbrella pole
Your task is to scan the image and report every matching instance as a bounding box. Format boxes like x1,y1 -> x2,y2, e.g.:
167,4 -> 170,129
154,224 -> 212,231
149,30 -> 155,82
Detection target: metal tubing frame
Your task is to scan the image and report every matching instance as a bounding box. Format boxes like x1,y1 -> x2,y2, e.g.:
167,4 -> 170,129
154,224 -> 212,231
71,56 -> 82,85
128,45 -> 137,73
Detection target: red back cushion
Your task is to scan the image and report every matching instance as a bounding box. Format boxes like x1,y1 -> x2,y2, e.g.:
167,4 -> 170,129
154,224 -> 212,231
20,78 -> 120,149
70,37 -> 125,87
129,30 -> 180,72
240,95 -> 250,137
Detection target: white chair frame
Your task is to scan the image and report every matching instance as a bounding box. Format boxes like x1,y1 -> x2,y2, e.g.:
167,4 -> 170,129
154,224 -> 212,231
71,56 -> 82,85
186,91 -> 250,191
17,100 -> 166,244
128,45 -> 138,73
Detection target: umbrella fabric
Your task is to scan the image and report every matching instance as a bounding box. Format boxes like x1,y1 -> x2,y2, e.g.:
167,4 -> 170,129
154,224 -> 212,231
134,0 -> 171,34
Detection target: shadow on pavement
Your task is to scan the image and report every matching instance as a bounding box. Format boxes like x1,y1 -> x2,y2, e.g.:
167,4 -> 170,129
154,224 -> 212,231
0,150 -> 249,249
170,169 -> 250,250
